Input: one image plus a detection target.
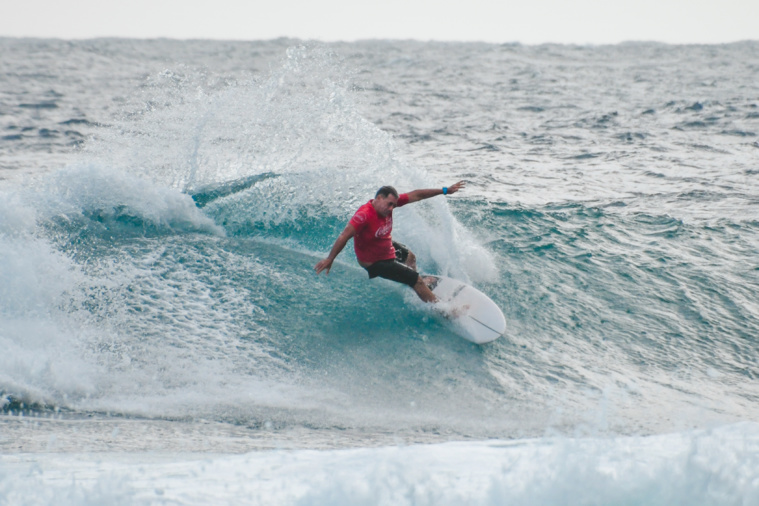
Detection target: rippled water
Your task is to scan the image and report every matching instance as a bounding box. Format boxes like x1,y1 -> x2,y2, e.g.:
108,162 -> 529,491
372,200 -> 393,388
1,38 -> 758,504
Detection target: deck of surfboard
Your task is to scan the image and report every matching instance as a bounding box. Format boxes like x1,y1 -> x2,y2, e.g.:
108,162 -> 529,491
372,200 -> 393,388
426,275 -> 506,344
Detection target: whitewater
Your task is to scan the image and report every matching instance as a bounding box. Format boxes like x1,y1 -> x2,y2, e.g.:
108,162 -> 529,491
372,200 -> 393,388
1,38 -> 758,504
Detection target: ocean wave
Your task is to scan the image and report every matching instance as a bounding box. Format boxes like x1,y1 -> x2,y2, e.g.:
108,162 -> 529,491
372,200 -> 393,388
35,164 -> 225,240
2,423 -> 758,505
1,39 -> 758,441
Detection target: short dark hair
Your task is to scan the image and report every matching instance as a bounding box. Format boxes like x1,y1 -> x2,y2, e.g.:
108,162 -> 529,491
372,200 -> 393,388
375,185 -> 399,198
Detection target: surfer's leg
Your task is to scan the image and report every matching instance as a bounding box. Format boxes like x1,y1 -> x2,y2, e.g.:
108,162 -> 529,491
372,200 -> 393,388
405,251 -> 417,270
392,241 -> 417,271
412,276 -> 438,303
366,259 -> 436,303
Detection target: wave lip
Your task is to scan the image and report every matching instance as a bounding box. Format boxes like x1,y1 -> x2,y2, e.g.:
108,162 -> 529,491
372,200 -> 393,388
38,164 -> 225,238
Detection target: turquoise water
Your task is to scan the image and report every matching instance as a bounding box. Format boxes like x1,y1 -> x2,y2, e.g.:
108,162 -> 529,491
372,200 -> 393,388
1,39 -> 758,503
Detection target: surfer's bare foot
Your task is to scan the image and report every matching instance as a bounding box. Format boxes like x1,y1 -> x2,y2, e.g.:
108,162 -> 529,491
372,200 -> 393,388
413,276 -> 438,303
446,304 -> 470,319
422,276 -> 437,287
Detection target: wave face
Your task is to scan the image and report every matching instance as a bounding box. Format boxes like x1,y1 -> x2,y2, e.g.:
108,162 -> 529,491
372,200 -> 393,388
1,40 -> 758,444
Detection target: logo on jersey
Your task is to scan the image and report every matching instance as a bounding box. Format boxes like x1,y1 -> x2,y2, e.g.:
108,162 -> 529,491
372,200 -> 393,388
375,217 -> 393,238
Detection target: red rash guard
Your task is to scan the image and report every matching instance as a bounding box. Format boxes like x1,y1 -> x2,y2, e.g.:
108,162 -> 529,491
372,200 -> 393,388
349,193 -> 409,263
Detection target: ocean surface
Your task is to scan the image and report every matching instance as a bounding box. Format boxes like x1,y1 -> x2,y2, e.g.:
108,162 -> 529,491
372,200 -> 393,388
1,38 -> 758,504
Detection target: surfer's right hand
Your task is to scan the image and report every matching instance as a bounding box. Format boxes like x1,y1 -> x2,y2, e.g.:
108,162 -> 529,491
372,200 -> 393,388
315,258 -> 333,275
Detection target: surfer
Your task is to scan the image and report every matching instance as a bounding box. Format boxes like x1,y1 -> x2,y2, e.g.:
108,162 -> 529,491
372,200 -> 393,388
314,181 -> 466,303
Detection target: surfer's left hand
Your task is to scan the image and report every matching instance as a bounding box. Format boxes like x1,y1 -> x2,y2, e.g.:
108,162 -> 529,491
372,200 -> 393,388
446,181 -> 466,195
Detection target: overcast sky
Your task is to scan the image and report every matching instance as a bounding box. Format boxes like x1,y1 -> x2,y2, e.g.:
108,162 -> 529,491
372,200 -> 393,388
2,0 -> 757,44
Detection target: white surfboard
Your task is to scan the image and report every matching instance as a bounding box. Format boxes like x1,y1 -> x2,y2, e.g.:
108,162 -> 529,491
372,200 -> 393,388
426,275 -> 506,344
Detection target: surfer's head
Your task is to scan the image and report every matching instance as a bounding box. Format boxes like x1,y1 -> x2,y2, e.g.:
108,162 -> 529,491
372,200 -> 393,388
373,186 -> 399,217
375,186 -> 399,199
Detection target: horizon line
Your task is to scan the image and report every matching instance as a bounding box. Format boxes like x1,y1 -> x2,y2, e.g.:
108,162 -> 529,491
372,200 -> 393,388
2,34 -> 758,47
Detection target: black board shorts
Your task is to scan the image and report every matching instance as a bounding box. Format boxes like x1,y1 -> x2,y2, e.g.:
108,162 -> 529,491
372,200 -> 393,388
364,241 -> 420,288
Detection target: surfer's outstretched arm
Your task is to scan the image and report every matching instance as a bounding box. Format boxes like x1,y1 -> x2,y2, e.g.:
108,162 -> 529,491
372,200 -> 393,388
406,181 -> 465,203
315,224 -> 356,275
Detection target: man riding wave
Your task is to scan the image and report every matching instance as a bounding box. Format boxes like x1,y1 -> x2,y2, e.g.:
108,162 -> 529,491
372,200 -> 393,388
314,181 -> 466,302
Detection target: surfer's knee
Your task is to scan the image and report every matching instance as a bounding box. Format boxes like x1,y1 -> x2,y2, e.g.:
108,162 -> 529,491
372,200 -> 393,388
406,251 -> 417,269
